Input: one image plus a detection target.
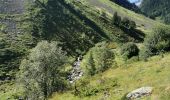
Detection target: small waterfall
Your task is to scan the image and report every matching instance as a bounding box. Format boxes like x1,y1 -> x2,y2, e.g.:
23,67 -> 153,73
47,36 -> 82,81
68,57 -> 83,83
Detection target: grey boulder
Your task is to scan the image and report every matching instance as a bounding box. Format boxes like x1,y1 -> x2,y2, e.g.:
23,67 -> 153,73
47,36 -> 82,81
126,87 -> 153,99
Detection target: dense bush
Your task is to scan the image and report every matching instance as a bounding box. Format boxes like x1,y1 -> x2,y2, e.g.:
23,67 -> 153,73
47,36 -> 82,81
120,42 -> 139,59
129,20 -> 136,29
112,13 -> 136,29
121,17 -> 130,28
121,17 -> 136,29
18,41 -> 67,100
81,42 -> 115,76
0,32 -> 34,80
140,26 -> 170,60
112,12 -> 121,26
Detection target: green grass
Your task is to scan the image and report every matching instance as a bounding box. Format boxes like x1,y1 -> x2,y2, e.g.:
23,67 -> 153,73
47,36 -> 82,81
1,0 -> 170,100
48,1 -> 170,99
66,0 -> 170,44
85,0 -> 166,33
49,52 -> 170,100
66,0 -> 141,42
0,81 -> 18,100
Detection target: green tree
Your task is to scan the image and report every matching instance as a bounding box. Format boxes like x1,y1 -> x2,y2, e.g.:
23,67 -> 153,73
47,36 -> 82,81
129,20 -> 136,29
18,41 -> 67,100
140,26 -> 170,59
120,42 -> 139,60
121,17 -> 130,28
112,12 -> 121,26
86,52 -> 96,76
82,42 -> 115,75
112,12 -> 118,24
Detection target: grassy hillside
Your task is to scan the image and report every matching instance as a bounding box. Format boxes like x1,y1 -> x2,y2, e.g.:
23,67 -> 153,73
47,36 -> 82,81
0,0 -> 32,80
0,0 -> 170,100
48,1 -> 170,100
0,0 -> 150,81
64,0 -> 145,42
80,0 -> 165,33
0,0 -> 142,97
50,52 -> 170,100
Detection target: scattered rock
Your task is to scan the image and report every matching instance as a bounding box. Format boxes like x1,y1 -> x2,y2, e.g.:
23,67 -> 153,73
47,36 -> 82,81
0,0 -> 25,14
68,57 -> 83,83
126,87 -> 153,99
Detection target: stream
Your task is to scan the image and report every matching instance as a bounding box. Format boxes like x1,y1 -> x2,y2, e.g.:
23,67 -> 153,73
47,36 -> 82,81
68,57 -> 83,83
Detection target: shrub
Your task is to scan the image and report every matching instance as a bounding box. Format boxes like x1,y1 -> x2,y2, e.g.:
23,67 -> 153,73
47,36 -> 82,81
121,17 -> 130,28
112,12 -> 121,26
78,85 -> 99,97
120,42 -> 139,59
129,20 -> 136,29
18,41 -> 67,100
141,26 -> 170,59
112,13 -> 136,30
75,77 -> 119,97
81,42 -> 115,76
139,46 -> 151,61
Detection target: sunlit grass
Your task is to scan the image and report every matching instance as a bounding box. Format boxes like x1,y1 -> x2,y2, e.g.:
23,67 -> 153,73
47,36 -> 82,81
50,52 -> 170,100
86,0 -> 166,34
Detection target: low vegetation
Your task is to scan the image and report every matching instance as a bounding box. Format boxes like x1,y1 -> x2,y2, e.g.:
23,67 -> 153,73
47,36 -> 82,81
50,52 -> 170,100
112,12 -> 137,29
18,41 -> 67,99
1,0 -> 170,100
140,26 -> 170,60
81,42 -> 115,76
120,42 -> 139,60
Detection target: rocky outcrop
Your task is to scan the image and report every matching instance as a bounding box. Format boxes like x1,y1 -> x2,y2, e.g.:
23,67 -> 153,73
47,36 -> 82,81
0,0 -> 25,34
126,87 -> 153,99
0,0 -> 25,14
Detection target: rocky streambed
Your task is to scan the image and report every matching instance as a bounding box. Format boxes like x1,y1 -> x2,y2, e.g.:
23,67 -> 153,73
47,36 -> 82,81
68,57 -> 83,83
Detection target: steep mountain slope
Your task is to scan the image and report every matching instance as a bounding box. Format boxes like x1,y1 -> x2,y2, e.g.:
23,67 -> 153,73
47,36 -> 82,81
48,1 -> 170,99
0,0 -> 24,33
0,0 -> 26,80
0,0 -> 143,83
0,0 -> 170,99
0,0 -> 140,99
83,0 -> 164,32
140,0 -> 170,24
110,0 -> 141,13
27,0 -> 144,55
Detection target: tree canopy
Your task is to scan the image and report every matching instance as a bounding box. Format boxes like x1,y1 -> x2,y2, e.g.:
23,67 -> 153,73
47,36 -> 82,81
19,41 -> 67,100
